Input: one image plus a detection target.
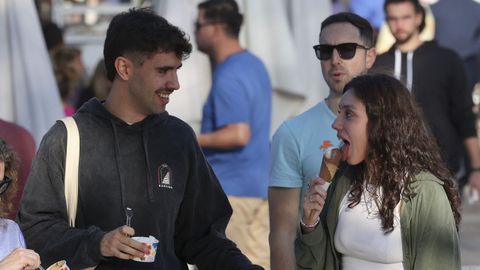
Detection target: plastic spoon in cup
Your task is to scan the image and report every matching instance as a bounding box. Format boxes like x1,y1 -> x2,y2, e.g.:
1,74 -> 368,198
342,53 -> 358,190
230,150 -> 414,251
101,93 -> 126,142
125,207 -> 133,227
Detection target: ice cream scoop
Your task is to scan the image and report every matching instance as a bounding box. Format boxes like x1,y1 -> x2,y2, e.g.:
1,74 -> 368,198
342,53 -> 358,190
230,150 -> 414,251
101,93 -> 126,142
319,147 -> 342,182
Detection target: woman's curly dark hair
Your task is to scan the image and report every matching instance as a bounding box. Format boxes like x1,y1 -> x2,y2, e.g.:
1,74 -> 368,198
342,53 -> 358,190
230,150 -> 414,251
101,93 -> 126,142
0,138 -> 18,219
344,74 -> 461,232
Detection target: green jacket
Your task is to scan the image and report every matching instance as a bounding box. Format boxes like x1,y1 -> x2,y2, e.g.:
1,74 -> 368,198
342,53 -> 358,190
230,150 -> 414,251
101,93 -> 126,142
295,166 -> 460,270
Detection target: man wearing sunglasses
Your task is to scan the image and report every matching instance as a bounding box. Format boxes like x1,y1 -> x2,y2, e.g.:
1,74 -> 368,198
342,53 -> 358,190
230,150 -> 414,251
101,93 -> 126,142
269,12 -> 376,270
374,0 -> 480,196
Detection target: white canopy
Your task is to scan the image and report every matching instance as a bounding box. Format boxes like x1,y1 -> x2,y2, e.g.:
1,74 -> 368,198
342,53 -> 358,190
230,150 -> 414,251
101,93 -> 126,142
0,0 -> 64,145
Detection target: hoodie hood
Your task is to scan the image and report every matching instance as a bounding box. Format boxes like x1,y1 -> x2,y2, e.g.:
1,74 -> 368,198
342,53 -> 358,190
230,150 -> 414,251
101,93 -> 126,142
386,40 -> 438,55
76,98 -> 169,130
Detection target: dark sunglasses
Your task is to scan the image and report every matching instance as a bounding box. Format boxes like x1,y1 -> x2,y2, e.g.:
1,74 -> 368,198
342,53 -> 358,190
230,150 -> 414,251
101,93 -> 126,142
0,176 -> 12,195
313,43 -> 370,61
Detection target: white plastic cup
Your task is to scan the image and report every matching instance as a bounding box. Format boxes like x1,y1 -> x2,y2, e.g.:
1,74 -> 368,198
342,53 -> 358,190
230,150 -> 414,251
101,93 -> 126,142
46,260 -> 70,270
463,185 -> 480,205
131,235 -> 159,262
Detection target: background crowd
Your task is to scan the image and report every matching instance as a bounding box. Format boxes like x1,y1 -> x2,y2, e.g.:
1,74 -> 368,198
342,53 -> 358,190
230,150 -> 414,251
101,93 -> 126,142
0,0 -> 479,269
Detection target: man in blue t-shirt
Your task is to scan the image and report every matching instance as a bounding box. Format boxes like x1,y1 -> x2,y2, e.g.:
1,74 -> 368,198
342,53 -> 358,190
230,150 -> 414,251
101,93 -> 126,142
195,1 -> 272,269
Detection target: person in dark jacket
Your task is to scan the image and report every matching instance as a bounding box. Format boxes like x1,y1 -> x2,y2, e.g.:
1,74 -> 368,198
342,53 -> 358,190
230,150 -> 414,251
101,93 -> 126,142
431,0 -> 480,94
373,0 -> 480,194
18,8 -> 262,270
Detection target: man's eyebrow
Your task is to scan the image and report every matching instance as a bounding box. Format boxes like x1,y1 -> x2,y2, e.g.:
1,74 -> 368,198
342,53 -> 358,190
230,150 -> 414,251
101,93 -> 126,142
387,14 -> 413,19
156,63 -> 183,71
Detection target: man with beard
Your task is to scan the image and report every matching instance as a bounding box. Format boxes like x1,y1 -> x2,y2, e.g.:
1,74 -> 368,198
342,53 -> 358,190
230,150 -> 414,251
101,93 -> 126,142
374,0 -> 480,194
195,0 -> 272,268
269,13 -> 376,270
18,8 -> 263,270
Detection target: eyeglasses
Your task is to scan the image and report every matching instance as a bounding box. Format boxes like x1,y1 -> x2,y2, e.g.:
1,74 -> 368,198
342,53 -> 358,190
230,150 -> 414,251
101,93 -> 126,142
0,176 -> 12,195
313,43 -> 370,61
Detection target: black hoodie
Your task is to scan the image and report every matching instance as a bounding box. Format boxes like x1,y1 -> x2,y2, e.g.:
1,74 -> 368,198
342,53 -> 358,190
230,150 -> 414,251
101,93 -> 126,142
18,99 -> 261,270
373,41 -> 476,173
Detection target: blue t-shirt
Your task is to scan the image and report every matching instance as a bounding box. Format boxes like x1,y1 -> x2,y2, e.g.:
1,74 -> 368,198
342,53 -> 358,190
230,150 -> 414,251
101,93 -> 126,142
269,101 -> 340,200
201,51 -> 272,199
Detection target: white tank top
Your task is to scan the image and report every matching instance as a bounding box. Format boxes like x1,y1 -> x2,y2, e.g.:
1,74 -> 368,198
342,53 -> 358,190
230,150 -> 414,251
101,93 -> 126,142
334,188 -> 404,270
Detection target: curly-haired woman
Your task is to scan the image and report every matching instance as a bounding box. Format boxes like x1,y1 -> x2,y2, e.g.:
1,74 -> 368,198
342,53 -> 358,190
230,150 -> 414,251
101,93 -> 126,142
0,139 -> 41,270
296,74 -> 461,270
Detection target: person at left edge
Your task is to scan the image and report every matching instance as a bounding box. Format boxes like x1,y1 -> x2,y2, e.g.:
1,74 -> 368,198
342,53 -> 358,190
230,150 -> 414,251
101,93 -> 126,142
18,8 -> 263,270
0,139 -> 41,270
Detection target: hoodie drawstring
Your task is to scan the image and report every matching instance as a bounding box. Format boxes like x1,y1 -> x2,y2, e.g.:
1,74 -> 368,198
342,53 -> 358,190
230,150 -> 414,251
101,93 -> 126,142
110,121 -> 127,216
394,49 -> 414,91
143,129 -> 155,203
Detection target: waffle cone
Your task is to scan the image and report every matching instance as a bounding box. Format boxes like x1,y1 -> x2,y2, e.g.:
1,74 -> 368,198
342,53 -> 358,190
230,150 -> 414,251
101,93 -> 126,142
319,148 -> 342,182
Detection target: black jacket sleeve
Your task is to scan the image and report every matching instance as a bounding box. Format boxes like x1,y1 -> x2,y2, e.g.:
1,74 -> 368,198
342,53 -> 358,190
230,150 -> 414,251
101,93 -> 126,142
173,135 -> 263,270
17,122 -> 106,268
447,50 -> 477,140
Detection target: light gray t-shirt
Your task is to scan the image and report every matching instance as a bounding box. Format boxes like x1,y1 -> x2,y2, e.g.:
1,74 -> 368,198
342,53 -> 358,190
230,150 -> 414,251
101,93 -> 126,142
0,219 -> 26,260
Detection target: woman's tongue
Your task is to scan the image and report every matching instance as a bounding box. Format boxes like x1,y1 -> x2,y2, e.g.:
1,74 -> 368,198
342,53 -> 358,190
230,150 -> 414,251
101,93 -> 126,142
341,142 -> 349,161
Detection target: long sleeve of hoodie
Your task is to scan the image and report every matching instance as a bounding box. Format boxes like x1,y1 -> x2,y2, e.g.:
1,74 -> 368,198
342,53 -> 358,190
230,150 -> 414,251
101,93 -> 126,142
173,136 -> 263,270
446,50 -> 477,139
17,123 -> 106,268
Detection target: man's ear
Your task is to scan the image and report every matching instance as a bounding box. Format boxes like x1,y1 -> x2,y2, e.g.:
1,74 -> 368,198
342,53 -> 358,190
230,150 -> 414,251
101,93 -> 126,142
114,56 -> 132,80
366,47 -> 377,69
415,12 -> 423,30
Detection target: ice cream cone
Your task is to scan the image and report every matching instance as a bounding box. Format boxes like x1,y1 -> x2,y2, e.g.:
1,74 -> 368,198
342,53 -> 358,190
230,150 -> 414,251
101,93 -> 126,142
319,147 -> 342,182
306,147 -> 343,223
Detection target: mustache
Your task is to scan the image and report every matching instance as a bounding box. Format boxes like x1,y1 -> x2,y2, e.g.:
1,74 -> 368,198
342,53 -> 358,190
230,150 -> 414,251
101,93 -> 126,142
329,68 -> 346,74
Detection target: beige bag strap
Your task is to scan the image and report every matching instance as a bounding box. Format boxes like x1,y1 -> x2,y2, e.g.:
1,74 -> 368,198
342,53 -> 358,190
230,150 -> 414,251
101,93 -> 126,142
60,118 -> 97,270
60,117 -> 80,228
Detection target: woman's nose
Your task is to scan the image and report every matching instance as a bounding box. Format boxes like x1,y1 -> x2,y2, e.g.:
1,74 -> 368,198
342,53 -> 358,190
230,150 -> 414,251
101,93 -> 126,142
332,116 -> 342,131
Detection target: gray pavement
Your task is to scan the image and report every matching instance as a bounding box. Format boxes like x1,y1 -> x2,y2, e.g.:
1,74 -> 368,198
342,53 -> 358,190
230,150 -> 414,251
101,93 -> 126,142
460,200 -> 480,268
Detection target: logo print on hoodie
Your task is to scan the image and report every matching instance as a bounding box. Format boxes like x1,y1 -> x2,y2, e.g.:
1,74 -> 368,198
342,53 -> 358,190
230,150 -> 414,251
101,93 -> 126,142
158,164 -> 173,189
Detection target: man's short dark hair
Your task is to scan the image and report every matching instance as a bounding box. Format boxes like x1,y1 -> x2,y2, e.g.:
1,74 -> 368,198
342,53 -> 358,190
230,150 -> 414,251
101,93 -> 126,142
384,0 -> 426,33
103,8 -> 192,81
198,0 -> 243,38
321,12 -> 375,48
